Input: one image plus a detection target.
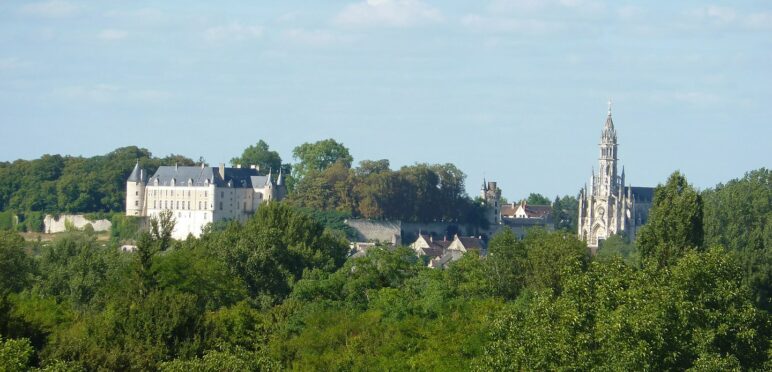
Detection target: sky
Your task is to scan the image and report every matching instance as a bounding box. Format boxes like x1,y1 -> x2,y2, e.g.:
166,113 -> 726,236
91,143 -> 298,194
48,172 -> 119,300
0,0 -> 770,200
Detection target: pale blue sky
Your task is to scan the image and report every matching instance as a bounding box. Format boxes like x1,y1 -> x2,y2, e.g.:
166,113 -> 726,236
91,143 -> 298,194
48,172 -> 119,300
1,0 -> 770,200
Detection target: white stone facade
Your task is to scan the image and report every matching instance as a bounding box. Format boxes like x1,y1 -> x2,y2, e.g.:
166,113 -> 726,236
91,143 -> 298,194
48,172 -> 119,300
126,162 -> 285,239
577,106 -> 653,250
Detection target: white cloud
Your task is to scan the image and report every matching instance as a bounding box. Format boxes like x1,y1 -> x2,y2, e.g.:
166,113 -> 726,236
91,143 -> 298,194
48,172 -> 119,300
55,84 -> 170,103
204,23 -> 263,42
489,0 -> 604,14
617,5 -> 645,19
104,8 -> 164,23
703,5 -> 737,24
282,29 -> 353,47
461,14 -> 561,34
691,6 -> 772,30
20,0 -> 79,18
335,0 -> 443,28
0,57 -> 22,71
98,29 -> 128,41
745,12 -> 772,30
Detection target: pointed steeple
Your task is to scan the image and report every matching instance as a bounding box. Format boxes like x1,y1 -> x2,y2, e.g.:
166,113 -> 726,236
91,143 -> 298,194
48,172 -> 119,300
601,99 -> 617,143
277,167 -> 284,186
128,160 -> 142,183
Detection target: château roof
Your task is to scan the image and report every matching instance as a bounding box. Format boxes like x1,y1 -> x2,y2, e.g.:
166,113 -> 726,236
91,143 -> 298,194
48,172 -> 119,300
127,161 -> 145,183
626,186 -> 655,203
145,165 -> 271,188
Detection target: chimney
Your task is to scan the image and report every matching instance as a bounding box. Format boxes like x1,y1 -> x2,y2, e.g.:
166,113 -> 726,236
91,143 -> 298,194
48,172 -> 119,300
218,163 -> 225,179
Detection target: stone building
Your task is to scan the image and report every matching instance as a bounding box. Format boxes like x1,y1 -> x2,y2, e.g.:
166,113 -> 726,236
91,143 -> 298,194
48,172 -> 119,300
577,104 -> 654,250
126,162 -> 286,239
480,180 -> 502,225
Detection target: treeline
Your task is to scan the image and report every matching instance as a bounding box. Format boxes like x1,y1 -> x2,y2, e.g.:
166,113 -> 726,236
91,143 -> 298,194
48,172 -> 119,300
0,139 -> 501,229
598,168 -> 771,311
0,170 -> 770,370
0,147 -> 195,214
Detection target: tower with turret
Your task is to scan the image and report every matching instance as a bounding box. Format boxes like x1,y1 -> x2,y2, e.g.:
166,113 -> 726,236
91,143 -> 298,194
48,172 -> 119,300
481,179 -> 502,225
126,160 -> 146,216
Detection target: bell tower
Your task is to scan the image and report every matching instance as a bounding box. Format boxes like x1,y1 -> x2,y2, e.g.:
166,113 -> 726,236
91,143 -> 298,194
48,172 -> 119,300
596,100 -> 619,197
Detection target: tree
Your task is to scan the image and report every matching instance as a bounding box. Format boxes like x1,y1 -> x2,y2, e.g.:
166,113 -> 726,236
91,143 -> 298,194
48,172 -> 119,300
638,171 -> 704,267
209,203 -> 348,307
526,193 -> 550,205
0,336 -> 34,372
136,210 -> 176,295
485,229 -> 527,300
230,140 -> 282,172
702,168 -> 770,310
292,139 -> 353,180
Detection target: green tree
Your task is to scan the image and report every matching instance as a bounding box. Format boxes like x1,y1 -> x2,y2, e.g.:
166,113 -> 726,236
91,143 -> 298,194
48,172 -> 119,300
0,336 -> 34,372
209,203 -> 348,307
485,229 -> 527,300
702,168 -> 770,310
292,139 -> 353,180
638,171 -> 704,267
230,140 -> 282,172
526,193 -> 551,205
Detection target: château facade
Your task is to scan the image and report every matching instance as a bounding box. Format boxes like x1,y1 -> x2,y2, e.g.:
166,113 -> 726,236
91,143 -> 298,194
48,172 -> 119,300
577,105 -> 653,250
126,162 -> 286,239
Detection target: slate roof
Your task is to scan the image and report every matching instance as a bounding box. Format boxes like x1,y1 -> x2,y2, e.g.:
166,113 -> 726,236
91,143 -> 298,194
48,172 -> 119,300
147,166 -> 266,188
523,204 -> 552,218
627,186 -> 655,203
127,162 -> 145,182
501,203 -> 552,219
457,236 -> 485,250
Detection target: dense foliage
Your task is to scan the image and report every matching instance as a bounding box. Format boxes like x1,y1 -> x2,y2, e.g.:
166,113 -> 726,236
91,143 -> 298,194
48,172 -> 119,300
0,146 -> 194,214
702,168 -> 771,311
288,160 -> 490,227
0,168 -> 770,370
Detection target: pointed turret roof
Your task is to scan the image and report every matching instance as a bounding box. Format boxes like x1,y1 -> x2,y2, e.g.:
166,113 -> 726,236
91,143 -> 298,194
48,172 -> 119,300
128,161 -> 142,182
277,167 -> 284,186
601,99 -> 617,143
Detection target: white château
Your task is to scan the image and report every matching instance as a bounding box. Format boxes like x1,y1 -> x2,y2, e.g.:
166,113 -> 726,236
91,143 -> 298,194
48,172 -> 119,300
126,162 -> 286,239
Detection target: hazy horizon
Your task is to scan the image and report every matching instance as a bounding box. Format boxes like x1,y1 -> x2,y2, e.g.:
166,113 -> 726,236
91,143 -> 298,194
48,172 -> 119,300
1,0 -> 770,200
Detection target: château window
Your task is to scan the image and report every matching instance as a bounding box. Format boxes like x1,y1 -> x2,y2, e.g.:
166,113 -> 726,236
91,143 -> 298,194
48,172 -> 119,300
154,200 -> 157,208
221,191 -> 224,198
187,201 -> 190,209
135,191 -> 138,196
219,202 -> 223,210
135,200 -> 138,206
198,201 -> 202,210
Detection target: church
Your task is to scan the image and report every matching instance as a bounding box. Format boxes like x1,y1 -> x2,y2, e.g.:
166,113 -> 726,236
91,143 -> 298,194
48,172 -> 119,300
126,162 -> 286,239
577,104 -> 654,250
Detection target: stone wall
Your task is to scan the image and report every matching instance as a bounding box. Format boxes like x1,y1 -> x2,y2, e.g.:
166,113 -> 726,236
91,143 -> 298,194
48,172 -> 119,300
345,219 -> 402,245
44,214 -> 112,234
